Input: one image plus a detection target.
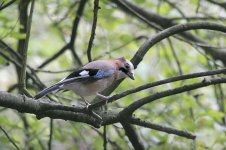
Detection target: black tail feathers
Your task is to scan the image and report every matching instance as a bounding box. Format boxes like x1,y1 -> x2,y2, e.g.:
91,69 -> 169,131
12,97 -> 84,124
34,84 -> 61,99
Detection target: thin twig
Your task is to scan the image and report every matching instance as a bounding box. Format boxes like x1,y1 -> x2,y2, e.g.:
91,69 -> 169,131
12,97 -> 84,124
0,51 -> 22,68
19,114 -> 33,150
0,126 -> 20,150
129,117 -> 196,139
206,0 -> 226,9
94,36 -> 147,60
0,40 -> 22,59
0,17 -> 19,39
48,119 -> 53,150
68,0 -> 87,65
164,0 -> 186,18
167,38 -> 183,75
103,125 -> 107,150
0,40 -> 47,88
38,0 -> 87,68
38,44 -> 69,69
170,16 -> 226,21
87,0 -> 99,62
0,0 -> 16,11
0,48 -> 45,90
91,127 -> 122,150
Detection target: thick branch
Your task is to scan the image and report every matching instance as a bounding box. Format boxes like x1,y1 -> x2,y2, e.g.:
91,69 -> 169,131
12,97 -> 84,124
131,21 -> 226,69
18,0 -> 35,92
121,122 -> 145,150
0,91 -> 101,127
17,0 -> 29,85
1,65 -> 226,140
0,90 -> 219,140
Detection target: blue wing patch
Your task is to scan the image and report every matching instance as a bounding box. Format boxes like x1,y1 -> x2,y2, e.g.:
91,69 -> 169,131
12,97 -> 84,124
94,69 -> 114,79
65,69 -> 114,80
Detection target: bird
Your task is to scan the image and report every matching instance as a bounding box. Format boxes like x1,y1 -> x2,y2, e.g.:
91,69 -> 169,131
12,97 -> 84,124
34,57 -> 135,106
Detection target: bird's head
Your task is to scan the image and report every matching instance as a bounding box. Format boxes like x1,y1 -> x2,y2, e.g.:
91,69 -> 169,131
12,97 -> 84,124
117,57 -> 135,80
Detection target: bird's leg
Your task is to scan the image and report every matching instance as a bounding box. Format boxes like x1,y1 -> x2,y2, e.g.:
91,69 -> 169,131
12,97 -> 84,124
96,92 -> 111,99
96,93 -> 111,104
80,96 -> 91,109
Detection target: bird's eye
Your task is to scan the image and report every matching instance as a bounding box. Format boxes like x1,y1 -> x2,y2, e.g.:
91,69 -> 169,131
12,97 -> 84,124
125,63 -> 130,69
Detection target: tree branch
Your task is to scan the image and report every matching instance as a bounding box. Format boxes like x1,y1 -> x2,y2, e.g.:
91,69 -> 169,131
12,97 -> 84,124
69,0 -> 87,65
121,122 -> 145,150
0,77 -> 223,141
0,91 -> 102,127
89,68 -> 226,109
111,0 -> 226,65
103,125 -> 107,150
87,0 -> 99,62
131,21 -> 226,69
48,119 -> 53,150
37,44 -> 70,69
89,21 -> 226,110
0,90 -> 201,141
206,0 -> 226,10
0,40 -> 21,60
0,47 -> 45,89
16,0 -> 35,97
129,117 -> 196,139
38,0 -> 87,68
119,77 -> 226,117
0,125 -> 20,150
0,0 -> 16,11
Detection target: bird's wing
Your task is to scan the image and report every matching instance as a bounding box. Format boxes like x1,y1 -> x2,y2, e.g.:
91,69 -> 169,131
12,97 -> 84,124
34,69 -> 114,99
63,68 -> 114,82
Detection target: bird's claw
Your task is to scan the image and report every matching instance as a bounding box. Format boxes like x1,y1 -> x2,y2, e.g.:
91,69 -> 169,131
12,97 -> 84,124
85,101 -> 91,110
80,100 -> 91,110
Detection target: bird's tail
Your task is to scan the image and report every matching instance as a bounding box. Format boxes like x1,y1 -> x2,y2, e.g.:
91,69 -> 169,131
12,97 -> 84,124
34,84 -> 61,99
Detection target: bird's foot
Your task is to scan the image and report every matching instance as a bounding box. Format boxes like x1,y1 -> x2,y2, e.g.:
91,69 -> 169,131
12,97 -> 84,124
84,100 -> 91,109
80,102 -> 91,110
80,97 -> 91,109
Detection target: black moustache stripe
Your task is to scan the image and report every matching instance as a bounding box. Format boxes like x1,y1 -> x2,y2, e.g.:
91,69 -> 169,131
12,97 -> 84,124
119,67 -> 128,74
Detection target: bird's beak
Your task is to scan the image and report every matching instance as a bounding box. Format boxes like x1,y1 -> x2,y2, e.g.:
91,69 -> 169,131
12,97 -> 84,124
127,71 -> 135,80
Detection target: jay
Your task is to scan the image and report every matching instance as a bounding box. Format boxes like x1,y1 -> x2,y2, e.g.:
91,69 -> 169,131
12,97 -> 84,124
34,57 -> 135,105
